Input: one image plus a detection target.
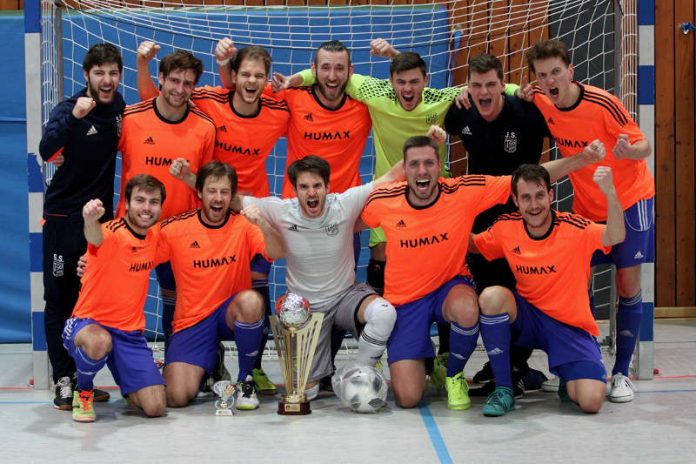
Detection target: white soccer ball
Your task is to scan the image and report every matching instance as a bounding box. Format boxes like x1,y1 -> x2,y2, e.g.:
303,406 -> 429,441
332,363 -> 388,413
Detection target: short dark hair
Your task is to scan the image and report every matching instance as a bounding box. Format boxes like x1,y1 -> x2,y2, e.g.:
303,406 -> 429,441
159,50 -> 204,84
124,174 -> 166,205
287,155 -> 330,188
313,40 -> 351,67
232,46 -> 272,75
468,53 -> 504,82
83,43 -> 123,73
390,52 -> 427,77
526,39 -> 571,73
511,164 -> 552,196
402,135 -> 439,161
196,161 -> 238,196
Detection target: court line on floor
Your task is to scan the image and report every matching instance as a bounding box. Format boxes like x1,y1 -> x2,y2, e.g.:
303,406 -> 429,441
418,403 -> 453,464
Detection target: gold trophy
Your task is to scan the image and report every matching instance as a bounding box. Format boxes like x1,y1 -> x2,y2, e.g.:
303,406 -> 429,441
270,293 -> 324,415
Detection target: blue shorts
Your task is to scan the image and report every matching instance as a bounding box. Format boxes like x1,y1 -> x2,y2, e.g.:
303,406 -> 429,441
164,295 -> 236,374
591,197 -> 654,269
511,293 -> 606,382
155,261 -> 175,291
387,276 -> 474,364
63,317 -> 165,395
251,253 -> 271,275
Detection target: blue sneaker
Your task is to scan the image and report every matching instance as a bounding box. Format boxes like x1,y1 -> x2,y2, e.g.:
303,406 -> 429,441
482,386 -> 515,417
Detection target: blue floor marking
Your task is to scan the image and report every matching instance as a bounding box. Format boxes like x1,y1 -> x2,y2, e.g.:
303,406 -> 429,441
418,403 -> 452,464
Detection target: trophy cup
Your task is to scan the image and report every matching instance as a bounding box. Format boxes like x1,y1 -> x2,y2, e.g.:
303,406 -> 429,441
212,380 -> 236,416
269,293 -> 324,415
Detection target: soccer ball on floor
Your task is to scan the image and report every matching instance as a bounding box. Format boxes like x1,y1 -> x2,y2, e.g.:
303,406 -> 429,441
332,363 -> 388,414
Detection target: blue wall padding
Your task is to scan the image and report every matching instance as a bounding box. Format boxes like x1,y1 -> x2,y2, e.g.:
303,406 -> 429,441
0,14 -> 31,342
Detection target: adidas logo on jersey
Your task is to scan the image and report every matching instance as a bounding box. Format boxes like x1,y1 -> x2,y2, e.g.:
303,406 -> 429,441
461,126 -> 472,136
288,224 -> 299,232
86,125 -> 98,136
396,219 -> 407,228
190,241 -> 201,248
633,250 -> 644,259
547,117 -> 555,125
144,136 -> 155,145
217,125 -> 228,133
304,113 -> 314,121
512,246 -> 521,254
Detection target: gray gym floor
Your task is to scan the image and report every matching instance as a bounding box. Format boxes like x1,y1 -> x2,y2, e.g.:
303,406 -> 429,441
1,319 -> 694,464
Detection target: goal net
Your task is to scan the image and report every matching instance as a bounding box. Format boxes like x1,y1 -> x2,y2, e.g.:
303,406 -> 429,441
38,0 -> 636,349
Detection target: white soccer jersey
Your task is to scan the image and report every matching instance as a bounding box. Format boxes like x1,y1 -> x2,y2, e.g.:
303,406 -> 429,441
243,183 -> 372,308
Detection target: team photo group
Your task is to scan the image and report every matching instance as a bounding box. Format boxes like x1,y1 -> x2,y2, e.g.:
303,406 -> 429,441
40,32 -> 654,423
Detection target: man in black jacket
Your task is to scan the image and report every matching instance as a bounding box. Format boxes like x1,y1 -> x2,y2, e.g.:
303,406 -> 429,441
39,43 -> 125,410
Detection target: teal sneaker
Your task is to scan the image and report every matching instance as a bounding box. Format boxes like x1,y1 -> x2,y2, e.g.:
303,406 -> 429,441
430,353 -> 448,390
482,386 -> 515,417
445,371 -> 471,410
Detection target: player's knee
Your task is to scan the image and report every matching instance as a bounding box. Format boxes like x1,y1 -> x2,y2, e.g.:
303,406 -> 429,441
577,392 -> 604,414
166,387 -> 192,408
78,328 -> 112,359
234,290 -> 264,322
142,398 -> 167,417
478,286 -> 509,315
615,269 -> 641,298
364,298 -> 396,339
393,387 -> 422,409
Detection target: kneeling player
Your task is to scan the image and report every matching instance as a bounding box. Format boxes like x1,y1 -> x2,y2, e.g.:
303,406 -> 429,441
472,164 -> 625,416
239,155 -> 403,399
159,161 -> 285,410
63,174 -> 167,422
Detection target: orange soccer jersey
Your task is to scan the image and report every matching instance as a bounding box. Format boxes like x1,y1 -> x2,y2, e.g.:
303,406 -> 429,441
72,218 -> 160,332
533,83 -> 654,221
474,211 -> 610,336
157,209 -> 266,333
191,86 -> 289,197
279,87 -> 371,197
117,98 -> 215,220
361,175 -> 511,305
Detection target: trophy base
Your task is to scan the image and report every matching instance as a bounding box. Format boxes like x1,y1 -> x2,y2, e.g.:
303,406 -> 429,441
278,397 -> 311,415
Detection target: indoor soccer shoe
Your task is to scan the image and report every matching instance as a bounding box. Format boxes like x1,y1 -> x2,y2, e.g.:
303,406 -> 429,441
445,372 -> 471,410
72,390 -> 96,423
482,386 -> 515,417
430,353 -> 448,390
252,368 -> 277,395
53,376 -> 73,411
235,375 -> 260,411
607,373 -> 636,403
542,376 -> 560,392
93,388 -> 110,402
473,361 -> 494,384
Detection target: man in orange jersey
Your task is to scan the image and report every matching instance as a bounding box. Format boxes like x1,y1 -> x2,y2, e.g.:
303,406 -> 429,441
361,136 -> 511,410
119,48 -> 215,355
158,161 -> 284,410
518,39 -> 653,403
471,164 -> 625,417
138,42 -> 288,393
63,174 -> 167,423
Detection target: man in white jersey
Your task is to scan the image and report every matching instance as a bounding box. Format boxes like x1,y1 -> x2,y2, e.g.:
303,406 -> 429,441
237,155 -> 404,398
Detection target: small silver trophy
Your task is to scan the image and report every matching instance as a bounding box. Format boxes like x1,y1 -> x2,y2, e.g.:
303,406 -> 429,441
212,380 -> 236,416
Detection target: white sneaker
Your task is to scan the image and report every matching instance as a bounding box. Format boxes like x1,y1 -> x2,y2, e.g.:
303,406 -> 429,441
607,373 -> 636,403
304,383 -> 319,401
235,375 -> 260,410
541,376 -> 560,392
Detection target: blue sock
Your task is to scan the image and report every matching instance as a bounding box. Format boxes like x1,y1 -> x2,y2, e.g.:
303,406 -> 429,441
479,313 -> 512,389
234,319 -> 265,381
446,322 -> 479,377
73,346 -> 108,391
252,280 -> 271,370
613,291 -> 643,376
